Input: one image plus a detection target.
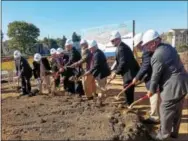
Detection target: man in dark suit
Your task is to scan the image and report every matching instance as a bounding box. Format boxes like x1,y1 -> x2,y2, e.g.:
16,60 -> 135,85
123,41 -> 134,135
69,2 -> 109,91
56,47 -> 70,92
143,29 -> 188,141
70,39 -> 96,100
64,39 -> 84,96
84,40 -> 111,99
14,50 -> 32,96
33,53 -> 51,93
110,31 -> 140,106
132,33 -> 160,124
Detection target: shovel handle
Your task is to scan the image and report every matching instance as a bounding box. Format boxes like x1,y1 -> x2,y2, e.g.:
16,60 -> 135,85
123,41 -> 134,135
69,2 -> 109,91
116,82 -> 134,98
128,95 -> 149,109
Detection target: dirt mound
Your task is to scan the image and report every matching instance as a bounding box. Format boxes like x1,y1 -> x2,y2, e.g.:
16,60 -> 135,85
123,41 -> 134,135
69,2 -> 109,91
2,92 -> 152,140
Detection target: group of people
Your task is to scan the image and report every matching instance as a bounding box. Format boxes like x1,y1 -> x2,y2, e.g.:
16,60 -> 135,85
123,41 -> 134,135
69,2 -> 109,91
13,29 -> 188,141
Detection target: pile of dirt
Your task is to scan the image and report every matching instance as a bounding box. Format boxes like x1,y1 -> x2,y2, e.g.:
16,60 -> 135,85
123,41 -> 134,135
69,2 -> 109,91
2,92 -> 152,140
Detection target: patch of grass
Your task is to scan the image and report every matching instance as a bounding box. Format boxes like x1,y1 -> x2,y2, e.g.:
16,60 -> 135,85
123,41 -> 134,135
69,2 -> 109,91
1,58 -> 34,71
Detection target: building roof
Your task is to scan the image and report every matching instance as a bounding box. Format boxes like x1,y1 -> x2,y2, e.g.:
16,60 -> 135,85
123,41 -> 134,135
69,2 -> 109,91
170,29 -> 188,34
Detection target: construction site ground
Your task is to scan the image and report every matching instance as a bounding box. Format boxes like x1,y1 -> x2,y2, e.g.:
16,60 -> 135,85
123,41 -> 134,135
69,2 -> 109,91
1,75 -> 188,140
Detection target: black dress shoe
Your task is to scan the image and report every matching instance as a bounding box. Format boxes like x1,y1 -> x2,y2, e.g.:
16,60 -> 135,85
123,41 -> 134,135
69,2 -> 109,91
20,93 -> 28,96
170,133 -> 178,138
142,118 -> 160,124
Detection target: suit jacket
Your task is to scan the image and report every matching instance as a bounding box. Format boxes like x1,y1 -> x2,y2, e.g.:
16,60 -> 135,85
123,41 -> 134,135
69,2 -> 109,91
114,42 -> 140,84
89,48 -> 111,79
135,50 -> 153,89
65,47 -> 83,77
78,48 -> 92,71
15,57 -> 32,78
150,43 -> 188,101
33,57 -> 51,79
65,47 -> 81,66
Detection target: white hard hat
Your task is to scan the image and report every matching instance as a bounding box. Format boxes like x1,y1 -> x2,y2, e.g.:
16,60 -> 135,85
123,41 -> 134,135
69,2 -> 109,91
13,50 -> 21,59
133,33 -> 143,47
65,39 -> 73,46
80,39 -> 88,45
142,29 -> 160,46
50,48 -> 56,55
34,53 -> 42,62
110,31 -> 121,41
88,40 -> 98,49
56,47 -> 64,54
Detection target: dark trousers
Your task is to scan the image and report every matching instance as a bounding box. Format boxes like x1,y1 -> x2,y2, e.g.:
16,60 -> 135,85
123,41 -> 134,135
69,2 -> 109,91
21,76 -> 31,94
75,81 -> 84,96
63,76 -> 75,94
124,83 -> 135,105
157,96 -> 185,139
55,76 -> 60,87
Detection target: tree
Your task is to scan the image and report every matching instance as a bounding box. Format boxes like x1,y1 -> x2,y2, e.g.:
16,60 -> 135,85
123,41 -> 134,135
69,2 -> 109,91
176,44 -> 188,52
72,32 -> 81,42
56,35 -> 67,49
7,21 -> 40,54
48,38 -> 58,49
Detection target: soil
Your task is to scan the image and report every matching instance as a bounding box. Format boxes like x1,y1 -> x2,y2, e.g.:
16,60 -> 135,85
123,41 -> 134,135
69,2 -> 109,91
2,89 -> 153,140
1,53 -> 188,140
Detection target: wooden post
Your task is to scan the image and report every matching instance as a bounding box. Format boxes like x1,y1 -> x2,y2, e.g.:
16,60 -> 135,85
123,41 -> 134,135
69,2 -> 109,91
132,20 -> 140,66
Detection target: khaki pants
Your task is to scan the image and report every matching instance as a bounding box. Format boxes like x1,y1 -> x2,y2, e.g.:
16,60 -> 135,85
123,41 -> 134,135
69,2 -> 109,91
95,77 -> 107,97
149,93 -> 160,121
41,75 -> 51,93
82,74 -> 96,98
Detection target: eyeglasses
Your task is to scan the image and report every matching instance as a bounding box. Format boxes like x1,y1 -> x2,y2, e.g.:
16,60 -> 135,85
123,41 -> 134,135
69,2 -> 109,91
111,39 -> 116,43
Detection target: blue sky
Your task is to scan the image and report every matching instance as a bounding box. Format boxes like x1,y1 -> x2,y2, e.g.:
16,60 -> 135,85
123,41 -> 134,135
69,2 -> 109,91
2,1 -> 188,40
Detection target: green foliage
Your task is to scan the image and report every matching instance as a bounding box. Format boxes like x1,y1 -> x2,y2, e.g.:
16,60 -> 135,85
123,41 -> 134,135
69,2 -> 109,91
7,21 -> 40,54
72,32 -> 81,42
56,36 -> 67,49
176,44 -> 188,52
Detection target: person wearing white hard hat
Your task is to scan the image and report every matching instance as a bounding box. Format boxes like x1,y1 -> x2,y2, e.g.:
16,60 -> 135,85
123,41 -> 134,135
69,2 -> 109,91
110,31 -> 140,106
14,50 -> 32,96
50,48 -> 63,93
56,47 -> 70,91
131,33 -> 160,124
64,39 -> 84,96
84,40 -> 111,100
70,39 -> 96,100
33,53 -> 51,94
141,29 -> 188,140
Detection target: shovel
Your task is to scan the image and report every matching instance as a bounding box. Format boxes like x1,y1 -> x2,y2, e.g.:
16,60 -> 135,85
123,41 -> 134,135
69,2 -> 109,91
113,74 -> 147,101
113,82 -> 134,100
128,95 -> 149,109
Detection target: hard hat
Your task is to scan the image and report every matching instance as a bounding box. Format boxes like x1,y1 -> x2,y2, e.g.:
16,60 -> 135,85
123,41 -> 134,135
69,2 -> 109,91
50,48 -> 56,55
13,50 -> 21,59
133,33 -> 143,47
34,53 -> 42,62
80,39 -> 88,45
88,40 -> 98,49
56,47 -> 64,54
65,39 -> 73,46
110,31 -> 121,41
142,29 -> 160,46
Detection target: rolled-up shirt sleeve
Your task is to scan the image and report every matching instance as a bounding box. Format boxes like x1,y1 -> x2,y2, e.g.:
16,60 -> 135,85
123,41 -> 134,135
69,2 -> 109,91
149,57 -> 163,94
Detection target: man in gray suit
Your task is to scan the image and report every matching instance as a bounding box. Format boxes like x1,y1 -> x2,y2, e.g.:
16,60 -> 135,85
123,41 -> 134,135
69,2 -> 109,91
142,29 -> 188,140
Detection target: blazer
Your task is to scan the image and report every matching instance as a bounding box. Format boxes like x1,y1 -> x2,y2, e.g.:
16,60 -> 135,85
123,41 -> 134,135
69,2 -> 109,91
89,48 -> 111,79
114,42 -> 140,84
15,57 -> 32,78
150,43 -> 188,101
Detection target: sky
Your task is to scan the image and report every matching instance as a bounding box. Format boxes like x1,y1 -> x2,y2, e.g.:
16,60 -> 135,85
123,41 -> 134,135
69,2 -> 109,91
2,1 -> 188,40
